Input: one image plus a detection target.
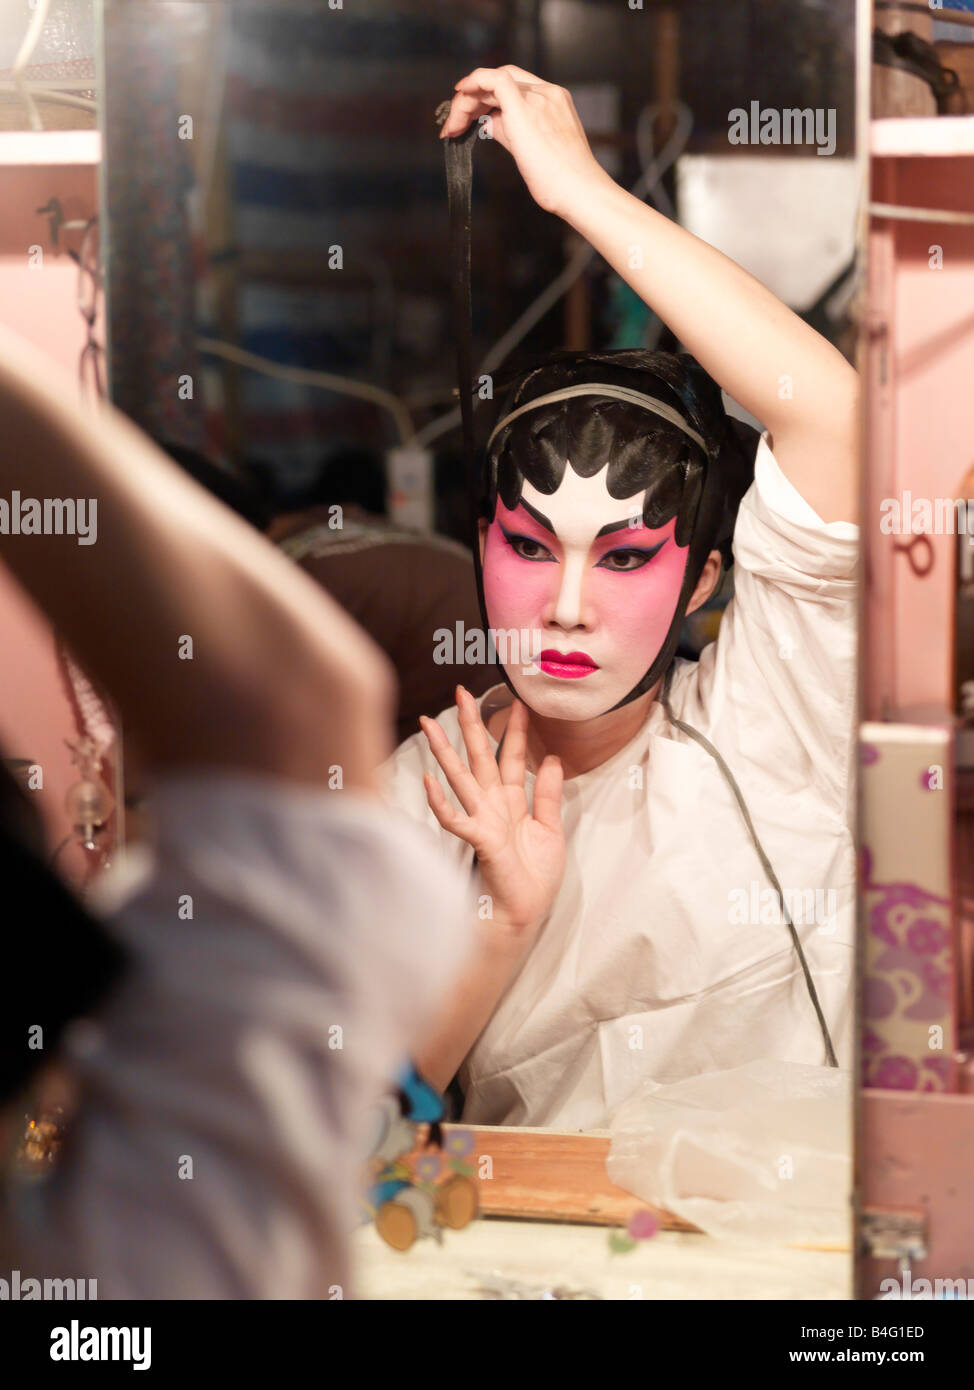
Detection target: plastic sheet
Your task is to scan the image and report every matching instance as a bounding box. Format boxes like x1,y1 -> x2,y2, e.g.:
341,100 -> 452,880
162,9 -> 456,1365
607,1060 -> 852,1247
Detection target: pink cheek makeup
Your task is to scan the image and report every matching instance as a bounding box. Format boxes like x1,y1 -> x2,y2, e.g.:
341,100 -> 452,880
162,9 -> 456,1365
481,518 -> 552,634
587,520 -> 689,660
481,506 -> 691,682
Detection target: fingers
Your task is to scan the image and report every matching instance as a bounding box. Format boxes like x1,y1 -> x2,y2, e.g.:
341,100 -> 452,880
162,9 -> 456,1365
441,67 -> 524,136
423,772 -> 494,860
497,697 -> 528,788
439,90 -> 493,138
455,685 -> 502,789
456,65 -> 555,96
439,66 -> 564,141
491,63 -> 551,90
454,66 -> 523,97
456,65 -> 569,106
423,772 -> 471,840
418,713 -> 483,816
439,97 -> 514,152
532,755 -> 564,834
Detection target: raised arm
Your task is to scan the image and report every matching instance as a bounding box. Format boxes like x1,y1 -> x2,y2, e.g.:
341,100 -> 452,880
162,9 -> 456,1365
440,65 -> 860,524
0,327 -> 395,789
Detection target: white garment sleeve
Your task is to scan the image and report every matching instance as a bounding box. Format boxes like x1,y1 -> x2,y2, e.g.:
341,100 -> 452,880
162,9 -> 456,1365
0,774 -> 474,1299
675,433 -> 859,822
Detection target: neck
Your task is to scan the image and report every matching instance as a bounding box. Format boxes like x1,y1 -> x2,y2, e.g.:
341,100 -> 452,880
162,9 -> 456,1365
521,684 -> 659,779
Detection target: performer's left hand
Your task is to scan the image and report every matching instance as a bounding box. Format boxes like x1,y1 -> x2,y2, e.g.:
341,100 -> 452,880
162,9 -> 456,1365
439,64 -> 609,220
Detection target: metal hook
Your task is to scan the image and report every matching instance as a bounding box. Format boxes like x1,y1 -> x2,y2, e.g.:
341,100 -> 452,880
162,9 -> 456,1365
36,198 -> 91,252
35,195 -> 64,248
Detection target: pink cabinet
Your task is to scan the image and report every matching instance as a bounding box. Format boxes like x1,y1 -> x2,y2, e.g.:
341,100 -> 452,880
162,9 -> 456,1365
859,114 -> 974,1299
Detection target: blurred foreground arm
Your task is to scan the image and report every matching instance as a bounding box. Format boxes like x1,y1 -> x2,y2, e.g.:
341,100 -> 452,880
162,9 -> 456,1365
0,333 -> 481,1300
0,328 -> 395,788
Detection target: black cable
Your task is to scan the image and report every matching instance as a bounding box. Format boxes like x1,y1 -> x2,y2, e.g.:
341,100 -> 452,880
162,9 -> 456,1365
489,692 -> 838,1065
659,669 -> 839,1068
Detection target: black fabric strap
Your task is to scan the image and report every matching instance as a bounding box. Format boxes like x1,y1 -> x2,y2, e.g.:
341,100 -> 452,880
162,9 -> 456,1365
436,100 -> 481,532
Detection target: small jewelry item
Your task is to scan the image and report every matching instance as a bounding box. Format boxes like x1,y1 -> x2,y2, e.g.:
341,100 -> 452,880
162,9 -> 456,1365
64,735 -> 114,853
16,1107 -> 66,1177
56,641 -> 117,875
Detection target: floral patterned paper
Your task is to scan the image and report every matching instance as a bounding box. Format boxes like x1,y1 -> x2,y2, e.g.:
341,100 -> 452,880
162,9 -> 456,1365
860,732 -> 957,1092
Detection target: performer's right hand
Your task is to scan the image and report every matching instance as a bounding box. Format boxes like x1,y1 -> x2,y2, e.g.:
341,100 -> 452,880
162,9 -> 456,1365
420,686 -> 565,948
439,65 -> 611,222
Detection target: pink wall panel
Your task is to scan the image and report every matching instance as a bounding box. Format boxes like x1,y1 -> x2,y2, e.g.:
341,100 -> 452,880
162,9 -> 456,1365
0,259 -> 88,376
865,156 -> 974,719
0,157 -> 106,886
860,1090 -> 974,1297
861,137 -> 974,1293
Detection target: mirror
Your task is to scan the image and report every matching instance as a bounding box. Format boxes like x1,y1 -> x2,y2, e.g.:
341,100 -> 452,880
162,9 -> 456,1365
100,0 -> 860,1297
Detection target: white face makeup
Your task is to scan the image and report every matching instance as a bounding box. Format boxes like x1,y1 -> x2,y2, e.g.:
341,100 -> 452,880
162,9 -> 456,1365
481,461 -> 692,720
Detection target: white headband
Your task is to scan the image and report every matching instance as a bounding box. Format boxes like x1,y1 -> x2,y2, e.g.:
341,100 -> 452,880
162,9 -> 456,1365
486,383 -> 708,455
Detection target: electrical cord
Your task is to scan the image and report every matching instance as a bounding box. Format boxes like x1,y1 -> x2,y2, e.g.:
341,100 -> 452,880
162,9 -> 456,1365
0,86 -> 96,114
484,669 -> 840,1070
195,337 -> 415,444
659,669 -> 840,1068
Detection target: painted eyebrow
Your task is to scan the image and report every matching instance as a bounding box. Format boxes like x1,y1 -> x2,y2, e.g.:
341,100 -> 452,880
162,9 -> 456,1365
498,519 -> 553,548
513,501 -> 667,552
595,516 -> 646,538
517,496 -> 555,533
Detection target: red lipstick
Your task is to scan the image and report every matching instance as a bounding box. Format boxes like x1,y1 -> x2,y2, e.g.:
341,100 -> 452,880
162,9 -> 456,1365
538,649 -> 599,679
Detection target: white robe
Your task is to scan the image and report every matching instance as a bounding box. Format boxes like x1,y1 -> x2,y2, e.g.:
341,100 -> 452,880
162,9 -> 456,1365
382,434 -> 858,1130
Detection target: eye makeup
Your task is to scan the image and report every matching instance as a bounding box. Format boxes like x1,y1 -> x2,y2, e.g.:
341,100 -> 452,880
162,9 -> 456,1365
497,520 -> 667,571
498,522 -> 555,562
594,538 -> 667,571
